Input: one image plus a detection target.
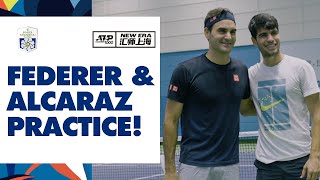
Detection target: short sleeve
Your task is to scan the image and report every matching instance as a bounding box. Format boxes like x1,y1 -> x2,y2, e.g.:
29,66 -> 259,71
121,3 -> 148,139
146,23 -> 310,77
299,62 -> 320,97
167,64 -> 189,103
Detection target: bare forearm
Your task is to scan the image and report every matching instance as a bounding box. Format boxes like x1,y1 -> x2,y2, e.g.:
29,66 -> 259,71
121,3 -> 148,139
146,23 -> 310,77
310,111 -> 320,159
163,118 -> 178,173
162,99 -> 183,176
306,93 -> 320,159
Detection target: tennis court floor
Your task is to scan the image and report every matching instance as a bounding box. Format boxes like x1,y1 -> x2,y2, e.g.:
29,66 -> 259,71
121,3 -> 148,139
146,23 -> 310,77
92,152 -> 256,180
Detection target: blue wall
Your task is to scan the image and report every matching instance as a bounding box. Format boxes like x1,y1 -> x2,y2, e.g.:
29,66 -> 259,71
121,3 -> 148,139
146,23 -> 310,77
160,45 -> 261,137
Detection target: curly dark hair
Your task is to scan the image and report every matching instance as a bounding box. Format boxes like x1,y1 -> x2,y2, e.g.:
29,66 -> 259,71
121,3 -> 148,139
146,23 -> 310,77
248,13 -> 279,39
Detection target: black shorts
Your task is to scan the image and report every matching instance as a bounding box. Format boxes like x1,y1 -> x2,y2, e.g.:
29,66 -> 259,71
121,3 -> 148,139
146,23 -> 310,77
254,155 -> 309,180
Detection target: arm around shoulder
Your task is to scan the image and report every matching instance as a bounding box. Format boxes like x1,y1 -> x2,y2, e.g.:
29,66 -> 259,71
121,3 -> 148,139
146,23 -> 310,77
240,97 -> 256,116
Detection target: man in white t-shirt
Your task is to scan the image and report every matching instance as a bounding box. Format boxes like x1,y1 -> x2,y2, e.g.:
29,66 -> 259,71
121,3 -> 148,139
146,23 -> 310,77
240,13 -> 320,180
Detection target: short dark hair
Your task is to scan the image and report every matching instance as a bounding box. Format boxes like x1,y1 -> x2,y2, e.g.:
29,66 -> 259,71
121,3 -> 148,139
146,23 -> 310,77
248,13 -> 279,39
204,8 -> 234,31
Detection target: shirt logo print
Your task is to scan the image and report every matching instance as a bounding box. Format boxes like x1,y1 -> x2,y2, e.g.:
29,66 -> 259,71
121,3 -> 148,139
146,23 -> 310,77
257,79 -> 290,131
260,99 -> 284,111
233,74 -> 239,82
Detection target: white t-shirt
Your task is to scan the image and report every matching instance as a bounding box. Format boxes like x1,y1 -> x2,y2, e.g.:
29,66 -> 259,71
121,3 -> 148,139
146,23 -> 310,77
249,55 -> 320,164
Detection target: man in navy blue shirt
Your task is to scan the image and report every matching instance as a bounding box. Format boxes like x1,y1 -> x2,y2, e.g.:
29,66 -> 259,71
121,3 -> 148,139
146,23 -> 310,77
163,8 -> 251,180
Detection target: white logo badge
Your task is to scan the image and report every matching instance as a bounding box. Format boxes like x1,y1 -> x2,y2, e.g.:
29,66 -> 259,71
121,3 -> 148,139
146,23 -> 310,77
18,27 -> 37,52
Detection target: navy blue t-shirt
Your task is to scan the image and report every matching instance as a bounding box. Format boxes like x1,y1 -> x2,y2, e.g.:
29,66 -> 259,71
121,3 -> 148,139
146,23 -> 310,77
167,53 -> 250,167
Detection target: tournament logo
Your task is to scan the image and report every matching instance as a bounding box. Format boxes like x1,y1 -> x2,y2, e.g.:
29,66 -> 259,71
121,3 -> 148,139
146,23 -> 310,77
18,27 -> 37,52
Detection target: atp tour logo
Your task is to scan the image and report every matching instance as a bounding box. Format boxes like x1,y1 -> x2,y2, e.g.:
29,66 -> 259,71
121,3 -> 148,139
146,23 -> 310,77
93,31 -> 115,48
18,27 -> 37,52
